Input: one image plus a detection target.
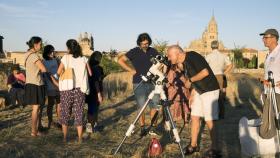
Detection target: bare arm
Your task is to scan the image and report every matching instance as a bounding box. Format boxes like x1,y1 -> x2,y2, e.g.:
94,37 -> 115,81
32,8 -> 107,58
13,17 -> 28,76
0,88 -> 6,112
94,81 -> 103,103
224,64 -> 233,74
180,68 -> 209,88
189,68 -> 209,82
35,60 -> 47,73
86,63 -> 92,76
57,63 -> 64,76
117,55 -> 136,74
50,75 -> 59,87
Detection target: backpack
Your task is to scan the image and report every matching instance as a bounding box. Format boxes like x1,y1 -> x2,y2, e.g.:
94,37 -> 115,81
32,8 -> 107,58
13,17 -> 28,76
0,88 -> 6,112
148,138 -> 162,157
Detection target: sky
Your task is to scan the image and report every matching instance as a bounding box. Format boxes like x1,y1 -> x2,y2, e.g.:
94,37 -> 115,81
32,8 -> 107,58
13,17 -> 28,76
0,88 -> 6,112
0,0 -> 279,52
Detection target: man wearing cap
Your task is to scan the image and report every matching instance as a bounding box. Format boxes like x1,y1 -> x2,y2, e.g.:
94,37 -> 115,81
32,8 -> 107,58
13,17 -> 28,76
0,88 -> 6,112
206,40 -> 233,119
259,28 -> 280,138
260,29 -> 280,97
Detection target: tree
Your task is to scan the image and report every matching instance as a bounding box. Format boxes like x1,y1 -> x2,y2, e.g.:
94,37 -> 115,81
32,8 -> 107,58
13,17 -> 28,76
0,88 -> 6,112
232,48 -> 244,68
39,40 -> 50,54
152,39 -> 168,54
259,62 -> 264,68
100,55 -> 122,76
248,55 -> 258,69
243,58 -> 250,68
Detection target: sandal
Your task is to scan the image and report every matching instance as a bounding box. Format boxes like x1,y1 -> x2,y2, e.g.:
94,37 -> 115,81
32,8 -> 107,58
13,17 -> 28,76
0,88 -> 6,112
31,132 -> 37,137
184,144 -> 200,155
203,149 -> 222,158
30,132 -> 42,137
36,132 -> 42,136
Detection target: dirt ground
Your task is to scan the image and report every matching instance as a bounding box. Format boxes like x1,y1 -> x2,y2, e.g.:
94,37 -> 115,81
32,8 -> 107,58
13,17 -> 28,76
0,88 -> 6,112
0,73 -> 264,158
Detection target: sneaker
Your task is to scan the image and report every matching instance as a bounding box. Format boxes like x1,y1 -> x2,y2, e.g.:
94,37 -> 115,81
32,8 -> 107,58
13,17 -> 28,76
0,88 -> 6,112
140,126 -> 148,137
149,126 -> 161,136
19,105 -> 24,110
86,123 -> 93,133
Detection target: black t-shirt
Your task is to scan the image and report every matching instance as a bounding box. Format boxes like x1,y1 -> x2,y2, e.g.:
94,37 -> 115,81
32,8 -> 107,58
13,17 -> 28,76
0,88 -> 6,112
184,51 -> 219,94
87,65 -> 104,97
126,47 -> 159,83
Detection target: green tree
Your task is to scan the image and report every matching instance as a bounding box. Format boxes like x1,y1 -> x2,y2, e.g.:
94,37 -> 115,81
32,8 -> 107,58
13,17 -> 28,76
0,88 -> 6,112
39,40 -> 50,54
259,62 -> 264,68
248,55 -> 257,69
243,58 -> 250,68
100,55 -> 122,76
152,39 -> 168,53
232,48 -> 244,68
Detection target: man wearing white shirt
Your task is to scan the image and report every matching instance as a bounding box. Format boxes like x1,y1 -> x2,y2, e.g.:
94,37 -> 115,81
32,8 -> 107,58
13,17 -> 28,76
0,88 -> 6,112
260,29 -> 280,94
206,41 -> 233,119
259,28 -> 280,139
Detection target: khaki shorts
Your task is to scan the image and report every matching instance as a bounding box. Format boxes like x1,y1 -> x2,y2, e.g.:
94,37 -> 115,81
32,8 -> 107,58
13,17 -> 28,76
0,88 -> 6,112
191,89 -> 220,121
215,74 -> 224,90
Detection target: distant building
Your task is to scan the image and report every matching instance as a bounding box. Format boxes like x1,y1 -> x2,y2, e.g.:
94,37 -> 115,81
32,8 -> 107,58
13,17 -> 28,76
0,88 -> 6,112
78,32 -> 94,56
5,51 -> 25,66
186,15 -> 225,55
241,48 -> 258,60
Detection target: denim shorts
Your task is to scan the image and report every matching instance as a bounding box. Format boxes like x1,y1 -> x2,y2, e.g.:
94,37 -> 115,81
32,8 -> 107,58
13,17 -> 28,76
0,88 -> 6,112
133,83 -> 161,109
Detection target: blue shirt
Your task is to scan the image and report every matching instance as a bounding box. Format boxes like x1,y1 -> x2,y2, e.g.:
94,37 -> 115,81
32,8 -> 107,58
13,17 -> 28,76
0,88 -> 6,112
126,47 -> 159,83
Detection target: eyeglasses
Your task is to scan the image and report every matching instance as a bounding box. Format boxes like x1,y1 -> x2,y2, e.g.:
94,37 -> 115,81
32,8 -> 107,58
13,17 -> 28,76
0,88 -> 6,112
262,36 -> 274,39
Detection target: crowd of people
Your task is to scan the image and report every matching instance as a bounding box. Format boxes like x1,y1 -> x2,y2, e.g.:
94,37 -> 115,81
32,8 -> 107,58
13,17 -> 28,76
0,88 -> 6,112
7,37 -> 104,142
5,28 -> 279,157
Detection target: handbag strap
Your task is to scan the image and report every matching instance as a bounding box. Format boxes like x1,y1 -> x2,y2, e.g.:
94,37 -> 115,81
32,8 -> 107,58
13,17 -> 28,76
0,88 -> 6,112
65,54 -> 72,69
24,52 -> 35,67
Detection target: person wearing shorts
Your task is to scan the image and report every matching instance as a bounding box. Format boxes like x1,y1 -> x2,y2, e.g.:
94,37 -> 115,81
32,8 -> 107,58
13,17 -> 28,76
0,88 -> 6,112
206,40 -> 233,119
118,33 -> 161,136
24,36 -> 47,137
167,45 -> 221,157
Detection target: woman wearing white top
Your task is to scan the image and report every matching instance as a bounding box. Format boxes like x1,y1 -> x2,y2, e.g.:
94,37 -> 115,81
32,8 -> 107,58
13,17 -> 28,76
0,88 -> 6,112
56,39 -> 89,143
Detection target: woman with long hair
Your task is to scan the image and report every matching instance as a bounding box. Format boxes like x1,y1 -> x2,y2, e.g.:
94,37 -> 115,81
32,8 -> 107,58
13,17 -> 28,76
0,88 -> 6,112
85,51 -> 104,133
24,36 -> 47,137
57,39 -> 89,143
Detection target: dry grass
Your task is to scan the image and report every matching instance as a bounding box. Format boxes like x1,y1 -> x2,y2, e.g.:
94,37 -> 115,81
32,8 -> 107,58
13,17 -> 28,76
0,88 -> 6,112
0,72 -> 266,158
0,72 -> 8,90
103,72 -> 133,100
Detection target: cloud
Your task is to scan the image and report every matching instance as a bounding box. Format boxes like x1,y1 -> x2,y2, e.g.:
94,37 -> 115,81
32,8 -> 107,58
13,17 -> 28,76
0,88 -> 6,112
0,2 -> 54,20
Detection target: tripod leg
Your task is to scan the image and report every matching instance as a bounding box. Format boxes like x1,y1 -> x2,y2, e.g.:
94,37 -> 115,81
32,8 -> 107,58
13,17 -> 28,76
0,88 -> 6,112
164,106 -> 185,158
114,135 -> 128,155
163,107 -> 173,141
114,90 -> 157,155
270,88 -> 280,152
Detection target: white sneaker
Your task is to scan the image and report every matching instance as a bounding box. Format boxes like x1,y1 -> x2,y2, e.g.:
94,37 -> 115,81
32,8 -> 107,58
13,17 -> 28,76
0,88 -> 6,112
86,123 -> 93,133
